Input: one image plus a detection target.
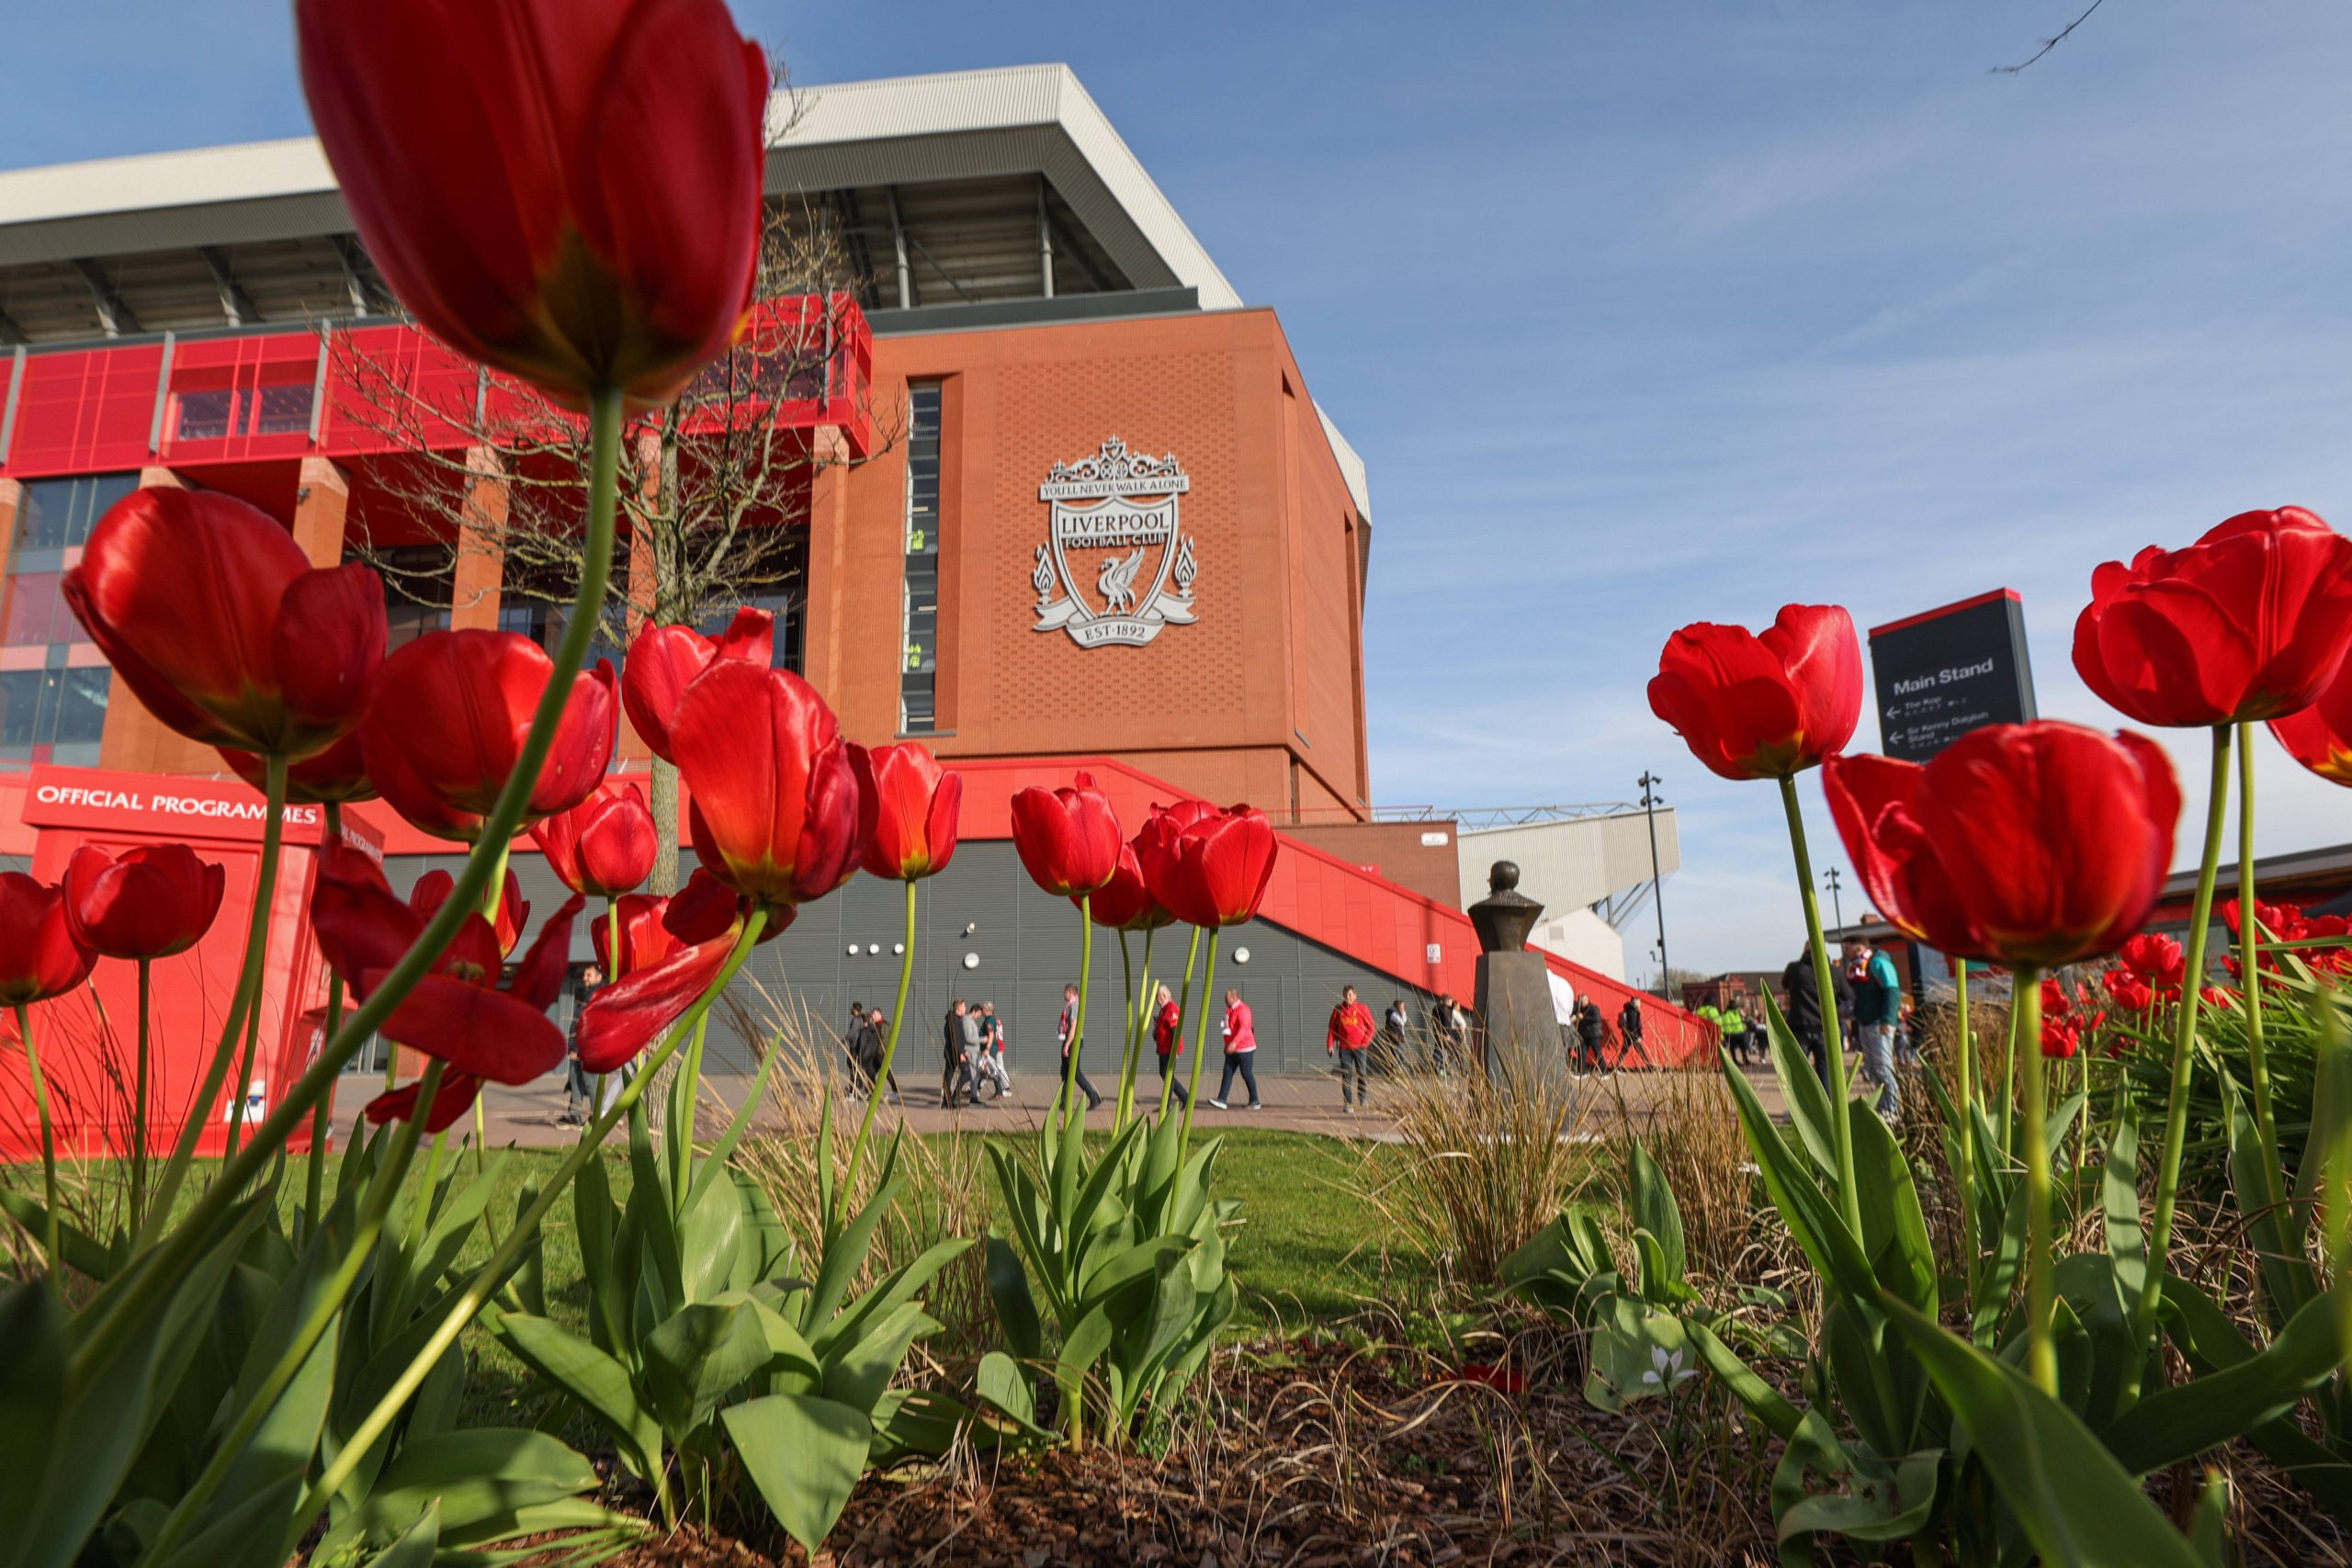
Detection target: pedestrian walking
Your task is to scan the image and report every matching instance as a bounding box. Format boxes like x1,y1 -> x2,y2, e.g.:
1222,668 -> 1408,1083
1380,998 -> 1409,1073
1430,993 -> 1466,1076
1056,982 -> 1104,1111
560,964 -> 604,1125
1575,996 -> 1607,1074
1617,994 -> 1652,1068
977,999 -> 1014,1100
1208,987 -> 1262,1110
862,1008 -> 901,1102
1841,936 -> 1903,1121
1782,942 -> 1852,1096
1720,1001 -> 1751,1065
1326,985 -> 1375,1111
842,1001 -> 873,1096
1153,984 -> 1191,1108
942,999 -> 982,1109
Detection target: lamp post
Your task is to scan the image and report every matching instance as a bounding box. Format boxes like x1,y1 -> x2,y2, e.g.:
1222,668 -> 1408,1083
1637,772 -> 1672,1002
1824,866 -> 1845,932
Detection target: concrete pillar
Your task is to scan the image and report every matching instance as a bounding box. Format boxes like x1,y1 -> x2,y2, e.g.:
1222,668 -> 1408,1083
451,445 -> 506,631
290,456 -> 350,570
137,466 -> 187,491
0,477 -> 22,595
800,423 -> 852,705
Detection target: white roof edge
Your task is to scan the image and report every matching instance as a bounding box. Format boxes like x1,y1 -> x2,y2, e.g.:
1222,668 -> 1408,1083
0,137 -> 339,227
1315,401 -> 1372,520
0,63 -> 1243,310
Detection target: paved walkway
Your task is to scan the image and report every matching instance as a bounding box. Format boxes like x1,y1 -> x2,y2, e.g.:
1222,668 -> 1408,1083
330,1058 -> 1799,1152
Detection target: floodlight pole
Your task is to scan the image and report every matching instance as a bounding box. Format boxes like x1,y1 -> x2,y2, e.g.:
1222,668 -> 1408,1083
1824,866 -> 1845,931
1638,772 -> 1671,1001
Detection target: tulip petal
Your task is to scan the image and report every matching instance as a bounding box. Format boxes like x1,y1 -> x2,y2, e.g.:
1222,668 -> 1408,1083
366,1070 -> 487,1134
311,844 -> 425,1001
380,975 -> 569,1084
574,933 -> 735,1073
274,562 -> 387,750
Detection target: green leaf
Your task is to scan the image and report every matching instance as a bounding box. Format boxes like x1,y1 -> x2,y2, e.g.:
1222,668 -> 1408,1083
2226,1080 -> 2319,1325
1627,1140 -> 1686,1292
0,1191 -> 114,1281
342,1427 -> 603,1544
1849,1099 -> 1936,1316
1880,1294 -> 2206,1568
1055,1301 -> 1115,1427
1760,995 -> 1838,1178
684,1051 -> 775,1219
805,1174 -> 903,1333
491,1313 -> 662,1480
721,1393 -> 871,1553
1720,1047 -> 1875,1301
360,1502 -> 439,1568
821,1299 -> 935,1416
1682,1316 -> 1802,1441
987,1236 -> 1044,1361
676,1164 -> 745,1306
975,1350 -> 1039,1428
812,1238 -> 969,1364
2104,1099 -> 2147,1313
2107,1284 -> 2346,1476
641,1301 -> 771,1438
146,1472 -> 304,1568
1776,1447 -> 1940,1545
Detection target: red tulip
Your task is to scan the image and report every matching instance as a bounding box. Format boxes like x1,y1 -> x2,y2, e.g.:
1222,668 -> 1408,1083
62,489 -> 383,758
2075,506 -> 2352,728
2100,967 -> 2155,1012
1011,772 -> 1123,897
409,866 -> 530,957
1823,721 -> 2181,967
0,874 -> 95,1006
573,879 -> 795,1072
861,743 -> 962,881
310,844 -> 581,1126
360,630 -> 616,842
1145,805 -> 1279,929
590,893 -> 683,976
297,0 -> 768,409
623,608 -> 773,763
221,732 -> 377,805
531,777 -> 658,897
62,844 -> 225,961
1084,845 -> 1174,932
1648,604 -> 1863,781
2268,652 -> 2352,785
2118,931 -> 2186,992
670,660 -> 868,912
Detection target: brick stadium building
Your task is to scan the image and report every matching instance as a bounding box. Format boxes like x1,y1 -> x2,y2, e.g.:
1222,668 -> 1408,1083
0,66 -> 1702,1142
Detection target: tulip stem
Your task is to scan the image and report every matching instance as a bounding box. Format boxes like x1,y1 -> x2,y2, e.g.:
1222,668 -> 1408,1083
2133,724 -> 2232,1396
1161,926 -> 1203,1117
298,909 -> 767,1524
82,386 -> 628,1365
843,883 -> 918,1219
2235,720 -> 2287,1215
1179,931 -> 1221,1153
1779,775 -> 1860,1236
130,958 -> 152,1235
140,1073 -> 435,1568
1115,928 -> 1154,1134
470,840 -> 513,1174
2016,967 -> 2056,1395
1064,895 -> 1092,1131
1113,931 -> 1134,1134
15,1002 -> 59,1278
1955,958 -> 1978,1325
146,750 -> 288,1241
300,799 -> 348,1228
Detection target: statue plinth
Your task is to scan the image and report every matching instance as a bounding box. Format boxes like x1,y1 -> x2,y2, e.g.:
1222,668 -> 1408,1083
1466,862 -> 1564,1089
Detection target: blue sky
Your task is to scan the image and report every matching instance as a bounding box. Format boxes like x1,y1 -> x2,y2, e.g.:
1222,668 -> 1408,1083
9,3 -> 2352,974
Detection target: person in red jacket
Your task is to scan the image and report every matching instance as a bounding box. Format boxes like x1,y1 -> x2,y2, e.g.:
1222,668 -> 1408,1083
1152,983 -> 1190,1108
1208,986 -> 1261,1111
1326,984 -> 1376,1112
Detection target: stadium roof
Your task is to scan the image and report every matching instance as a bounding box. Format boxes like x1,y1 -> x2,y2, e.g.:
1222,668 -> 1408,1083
0,63 -> 1238,339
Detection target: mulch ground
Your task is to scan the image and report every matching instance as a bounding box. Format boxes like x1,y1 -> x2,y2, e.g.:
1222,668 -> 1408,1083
587,1337 -> 1777,1568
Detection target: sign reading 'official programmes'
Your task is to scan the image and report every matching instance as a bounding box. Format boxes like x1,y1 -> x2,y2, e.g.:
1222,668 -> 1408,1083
1867,589 -> 2039,763
1031,435 -> 1201,649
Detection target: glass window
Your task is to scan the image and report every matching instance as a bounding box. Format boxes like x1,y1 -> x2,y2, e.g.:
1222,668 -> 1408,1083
51,668 -> 107,762
3,572 -> 72,647
0,670 -> 42,751
375,545 -> 455,651
175,389 -> 236,442
254,383 -> 314,435
899,383 -> 942,733
16,472 -> 136,552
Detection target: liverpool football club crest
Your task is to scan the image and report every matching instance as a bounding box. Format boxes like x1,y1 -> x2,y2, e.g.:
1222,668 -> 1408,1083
1031,435 -> 1199,649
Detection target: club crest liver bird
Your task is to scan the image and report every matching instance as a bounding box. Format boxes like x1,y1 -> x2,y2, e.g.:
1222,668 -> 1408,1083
1097,547 -> 1147,614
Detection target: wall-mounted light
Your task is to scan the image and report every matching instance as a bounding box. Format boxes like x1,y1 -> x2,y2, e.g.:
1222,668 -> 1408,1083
844,944 -> 858,957
1233,947 -> 1251,964
962,953 -> 979,970
893,942 -> 906,956
867,943 -> 883,955
963,921 -> 977,936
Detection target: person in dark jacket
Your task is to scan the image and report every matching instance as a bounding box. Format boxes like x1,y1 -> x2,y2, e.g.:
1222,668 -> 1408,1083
1781,944 -> 1853,1095
942,1000 -> 980,1110
1574,997 -> 1607,1073
1617,995 -> 1650,1068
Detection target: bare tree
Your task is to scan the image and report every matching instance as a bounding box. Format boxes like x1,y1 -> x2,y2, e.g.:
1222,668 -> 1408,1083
336,73 -> 899,889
